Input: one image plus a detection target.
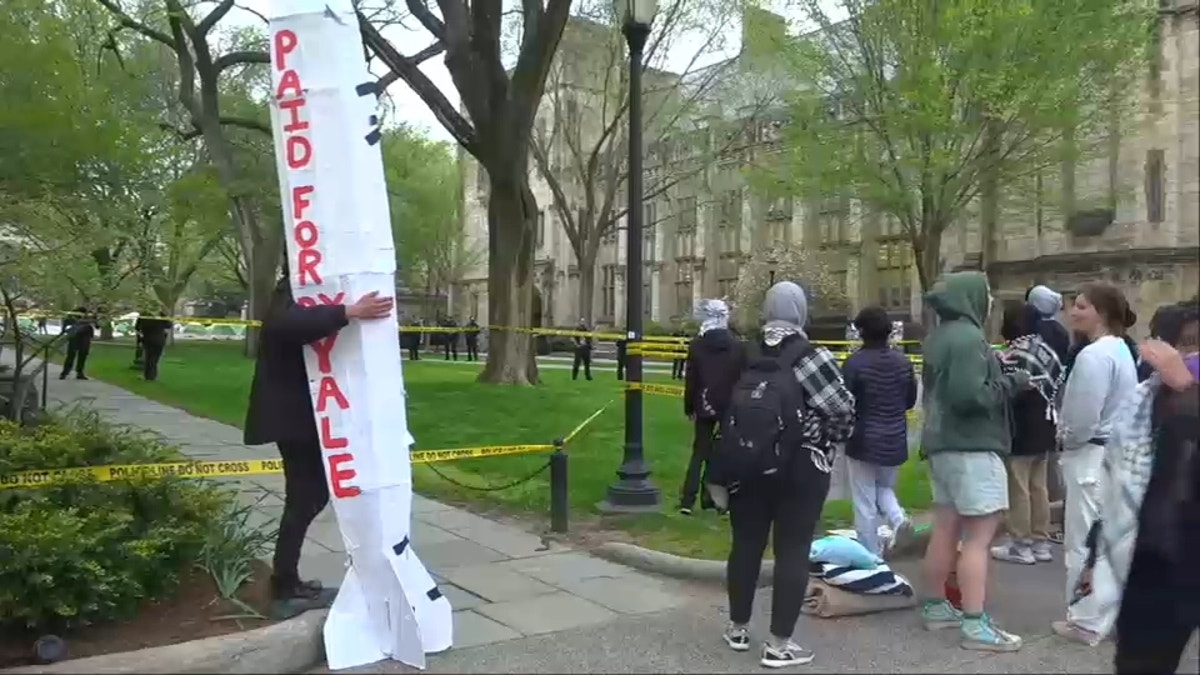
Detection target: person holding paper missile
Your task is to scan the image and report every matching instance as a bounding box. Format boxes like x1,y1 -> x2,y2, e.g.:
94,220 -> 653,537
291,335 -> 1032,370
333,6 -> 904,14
244,273 -> 394,620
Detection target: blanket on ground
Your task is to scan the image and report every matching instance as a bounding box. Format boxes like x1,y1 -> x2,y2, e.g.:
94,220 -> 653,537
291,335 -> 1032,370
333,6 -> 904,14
802,578 -> 917,618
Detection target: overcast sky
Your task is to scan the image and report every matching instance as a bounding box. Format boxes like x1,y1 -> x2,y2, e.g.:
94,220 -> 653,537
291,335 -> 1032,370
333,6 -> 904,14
229,0 -> 837,143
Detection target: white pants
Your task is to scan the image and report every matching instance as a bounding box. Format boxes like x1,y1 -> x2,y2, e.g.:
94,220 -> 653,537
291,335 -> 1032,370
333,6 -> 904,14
1060,445 -> 1120,639
847,457 -> 906,556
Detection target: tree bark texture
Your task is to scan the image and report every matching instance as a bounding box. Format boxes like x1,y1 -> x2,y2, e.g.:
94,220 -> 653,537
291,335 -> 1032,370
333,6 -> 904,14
478,177 -> 540,385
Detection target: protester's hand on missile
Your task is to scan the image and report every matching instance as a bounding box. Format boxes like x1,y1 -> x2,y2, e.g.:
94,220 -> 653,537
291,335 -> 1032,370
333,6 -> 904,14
346,291 -> 394,320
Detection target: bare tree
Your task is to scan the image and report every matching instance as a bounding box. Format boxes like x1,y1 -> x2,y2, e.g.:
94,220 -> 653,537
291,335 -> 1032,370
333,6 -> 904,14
361,0 -> 572,385
528,1 -> 786,322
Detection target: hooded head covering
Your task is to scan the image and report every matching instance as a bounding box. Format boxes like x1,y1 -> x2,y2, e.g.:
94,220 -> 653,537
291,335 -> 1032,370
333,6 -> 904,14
1027,285 -> 1063,319
924,271 -> 990,327
694,298 -> 730,335
761,281 -> 809,345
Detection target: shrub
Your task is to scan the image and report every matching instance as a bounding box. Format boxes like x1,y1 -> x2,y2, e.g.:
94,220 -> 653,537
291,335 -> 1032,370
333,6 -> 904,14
0,408 -> 235,633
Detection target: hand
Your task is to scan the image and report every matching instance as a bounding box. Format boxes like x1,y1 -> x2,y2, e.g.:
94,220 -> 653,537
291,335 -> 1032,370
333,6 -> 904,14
1011,370 -> 1033,391
1140,338 -> 1194,391
1071,565 -> 1094,605
345,291 -> 394,320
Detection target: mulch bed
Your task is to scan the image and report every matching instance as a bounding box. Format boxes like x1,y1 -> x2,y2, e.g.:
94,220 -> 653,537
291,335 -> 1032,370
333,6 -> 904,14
0,560 -> 277,669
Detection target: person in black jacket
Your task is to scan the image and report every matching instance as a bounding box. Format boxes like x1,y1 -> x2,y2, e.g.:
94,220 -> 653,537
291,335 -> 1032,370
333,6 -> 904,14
440,316 -> 460,360
572,318 -> 593,381
841,306 -> 917,556
244,277 -> 393,619
671,328 -> 688,379
990,300 -> 1065,565
679,299 -> 746,515
60,306 -> 95,380
615,337 -> 627,380
464,318 -> 480,361
135,312 -> 174,381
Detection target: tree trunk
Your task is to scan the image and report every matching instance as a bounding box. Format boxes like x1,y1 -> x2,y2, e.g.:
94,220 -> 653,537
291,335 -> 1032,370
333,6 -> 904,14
576,254 -> 597,325
979,118 -> 1001,287
477,176 -> 540,385
243,222 -> 281,360
917,225 -> 943,328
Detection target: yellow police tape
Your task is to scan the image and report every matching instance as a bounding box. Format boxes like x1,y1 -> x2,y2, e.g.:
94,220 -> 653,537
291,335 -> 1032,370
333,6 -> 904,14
0,444 -> 556,490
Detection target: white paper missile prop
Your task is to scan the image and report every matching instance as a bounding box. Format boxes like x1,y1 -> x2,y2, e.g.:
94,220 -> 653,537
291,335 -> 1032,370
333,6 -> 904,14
266,0 -> 453,668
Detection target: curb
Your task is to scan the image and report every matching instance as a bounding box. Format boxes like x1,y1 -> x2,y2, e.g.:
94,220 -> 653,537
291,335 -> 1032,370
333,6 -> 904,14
1,610 -> 327,675
595,541 -> 774,586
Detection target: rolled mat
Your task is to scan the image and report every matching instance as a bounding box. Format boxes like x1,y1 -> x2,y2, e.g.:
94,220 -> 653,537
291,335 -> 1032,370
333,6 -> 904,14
802,579 -> 917,618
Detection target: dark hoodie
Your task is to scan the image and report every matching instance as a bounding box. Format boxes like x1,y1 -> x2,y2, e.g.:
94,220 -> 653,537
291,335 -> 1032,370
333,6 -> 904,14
1004,304 -> 1061,456
921,272 -> 1028,457
683,327 -> 746,420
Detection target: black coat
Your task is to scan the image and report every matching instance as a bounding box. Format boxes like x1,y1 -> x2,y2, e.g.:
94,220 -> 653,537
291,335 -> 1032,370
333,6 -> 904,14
135,317 -> 173,346
683,328 -> 746,420
244,295 -> 348,446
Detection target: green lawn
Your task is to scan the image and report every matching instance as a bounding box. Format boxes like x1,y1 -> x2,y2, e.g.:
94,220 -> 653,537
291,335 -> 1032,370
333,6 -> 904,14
78,339 -> 930,559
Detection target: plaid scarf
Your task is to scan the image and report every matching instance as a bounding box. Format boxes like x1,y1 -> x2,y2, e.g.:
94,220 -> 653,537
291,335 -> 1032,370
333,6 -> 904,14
999,334 -> 1066,424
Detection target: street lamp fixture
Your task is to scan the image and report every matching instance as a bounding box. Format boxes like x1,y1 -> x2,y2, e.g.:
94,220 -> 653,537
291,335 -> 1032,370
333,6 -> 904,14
599,0 -> 661,513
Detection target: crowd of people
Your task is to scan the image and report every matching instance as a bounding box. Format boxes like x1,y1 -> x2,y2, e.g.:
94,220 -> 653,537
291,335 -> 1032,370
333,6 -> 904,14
679,272 -> 1198,669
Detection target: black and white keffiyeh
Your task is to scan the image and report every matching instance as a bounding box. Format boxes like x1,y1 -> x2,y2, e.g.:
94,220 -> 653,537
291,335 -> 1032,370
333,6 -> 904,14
810,561 -> 914,596
1000,334 -> 1065,423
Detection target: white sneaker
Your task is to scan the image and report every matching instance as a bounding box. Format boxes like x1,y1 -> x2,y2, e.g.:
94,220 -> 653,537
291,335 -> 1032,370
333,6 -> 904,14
1031,540 -> 1053,562
761,640 -> 814,668
990,541 -> 1036,565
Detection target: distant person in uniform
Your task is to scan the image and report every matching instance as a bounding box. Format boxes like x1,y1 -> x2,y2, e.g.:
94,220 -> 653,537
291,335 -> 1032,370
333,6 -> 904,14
572,318 -> 593,381
464,318 -> 480,361
615,337 -> 628,380
441,316 -> 460,360
36,316 -> 47,335
672,327 -> 688,379
135,312 -> 174,381
405,318 -> 422,360
60,307 -> 95,380
244,274 -> 393,619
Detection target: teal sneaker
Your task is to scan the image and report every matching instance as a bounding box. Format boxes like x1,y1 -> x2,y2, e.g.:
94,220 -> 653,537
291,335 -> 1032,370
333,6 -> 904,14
921,599 -> 963,631
961,613 -> 1022,652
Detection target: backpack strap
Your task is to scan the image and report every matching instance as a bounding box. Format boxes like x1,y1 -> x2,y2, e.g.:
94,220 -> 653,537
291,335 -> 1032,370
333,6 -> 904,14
773,336 -> 814,370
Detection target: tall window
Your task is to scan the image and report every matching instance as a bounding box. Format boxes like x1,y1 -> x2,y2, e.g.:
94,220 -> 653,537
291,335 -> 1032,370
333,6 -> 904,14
719,190 -> 742,255
675,265 -> 693,317
676,227 -> 696,259
475,164 -> 488,194
1145,148 -> 1165,224
643,203 -> 658,263
536,210 -> 546,249
601,265 -> 617,320
877,241 -> 913,311
816,196 -> 848,245
717,258 -> 739,300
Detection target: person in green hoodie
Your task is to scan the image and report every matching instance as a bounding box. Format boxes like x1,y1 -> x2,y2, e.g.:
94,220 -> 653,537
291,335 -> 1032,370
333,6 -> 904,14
918,271 -> 1033,652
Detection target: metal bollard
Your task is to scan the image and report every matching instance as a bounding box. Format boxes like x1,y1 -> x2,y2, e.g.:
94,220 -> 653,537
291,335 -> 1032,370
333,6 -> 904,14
550,438 -> 568,534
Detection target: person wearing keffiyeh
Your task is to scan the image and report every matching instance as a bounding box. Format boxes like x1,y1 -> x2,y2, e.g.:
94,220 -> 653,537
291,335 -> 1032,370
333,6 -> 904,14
1073,299 -> 1199,674
990,300 -> 1066,566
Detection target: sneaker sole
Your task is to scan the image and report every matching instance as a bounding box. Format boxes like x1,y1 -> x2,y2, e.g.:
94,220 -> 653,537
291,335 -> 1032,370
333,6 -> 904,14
760,654 -> 815,668
961,638 -> 1022,652
1033,555 -> 1053,563
725,639 -> 750,652
991,554 -> 1036,565
924,619 -> 963,631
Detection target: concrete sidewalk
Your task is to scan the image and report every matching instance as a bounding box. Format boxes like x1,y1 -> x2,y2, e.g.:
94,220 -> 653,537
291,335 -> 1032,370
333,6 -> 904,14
32,371 -> 707,653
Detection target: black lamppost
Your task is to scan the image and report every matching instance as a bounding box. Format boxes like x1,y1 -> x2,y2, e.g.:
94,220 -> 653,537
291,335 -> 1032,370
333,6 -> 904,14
600,0 -> 661,513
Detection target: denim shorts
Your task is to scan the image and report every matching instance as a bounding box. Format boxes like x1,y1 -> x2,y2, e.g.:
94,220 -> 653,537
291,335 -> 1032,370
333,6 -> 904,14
928,451 -> 1008,516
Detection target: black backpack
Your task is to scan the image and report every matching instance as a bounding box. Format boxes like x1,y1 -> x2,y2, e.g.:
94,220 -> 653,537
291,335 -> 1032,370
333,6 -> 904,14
716,339 -> 812,484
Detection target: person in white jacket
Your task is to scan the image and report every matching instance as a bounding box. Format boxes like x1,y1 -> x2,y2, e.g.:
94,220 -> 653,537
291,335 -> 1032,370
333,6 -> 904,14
1053,282 -> 1138,645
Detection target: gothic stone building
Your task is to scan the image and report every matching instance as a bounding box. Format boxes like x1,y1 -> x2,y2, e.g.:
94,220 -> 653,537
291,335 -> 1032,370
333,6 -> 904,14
455,4 -> 1199,335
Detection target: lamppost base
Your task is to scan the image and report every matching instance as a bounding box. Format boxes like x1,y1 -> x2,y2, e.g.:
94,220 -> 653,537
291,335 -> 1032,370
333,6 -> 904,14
596,478 -> 661,514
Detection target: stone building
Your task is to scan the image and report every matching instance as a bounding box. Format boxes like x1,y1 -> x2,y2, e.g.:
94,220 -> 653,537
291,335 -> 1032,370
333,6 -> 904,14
455,3 -> 1198,334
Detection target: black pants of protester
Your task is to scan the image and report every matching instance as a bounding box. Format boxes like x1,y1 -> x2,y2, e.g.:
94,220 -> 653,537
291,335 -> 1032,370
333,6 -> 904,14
142,341 -> 165,381
273,438 -> 330,595
466,340 -> 478,361
728,458 -> 830,639
62,341 -> 90,377
1114,547 -> 1200,675
680,418 -> 718,510
572,349 -> 592,380
444,340 -> 458,360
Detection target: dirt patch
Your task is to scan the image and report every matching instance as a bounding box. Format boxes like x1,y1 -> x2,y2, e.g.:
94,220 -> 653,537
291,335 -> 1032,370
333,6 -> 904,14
0,560 -> 277,669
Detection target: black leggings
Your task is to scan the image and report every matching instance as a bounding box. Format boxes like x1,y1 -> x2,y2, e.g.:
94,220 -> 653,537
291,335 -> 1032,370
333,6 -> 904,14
273,439 -> 330,592
727,458 -> 830,639
1115,547 -> 1200,675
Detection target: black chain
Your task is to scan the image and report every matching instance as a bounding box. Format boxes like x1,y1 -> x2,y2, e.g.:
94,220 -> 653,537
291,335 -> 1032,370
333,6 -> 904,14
421,458 -> 552,492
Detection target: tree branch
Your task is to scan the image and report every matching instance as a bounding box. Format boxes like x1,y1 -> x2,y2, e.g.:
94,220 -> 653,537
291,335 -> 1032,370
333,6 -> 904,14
214,50 -> 270,73
198,0 -> 236,35
95,0 -> 175,47
359,11 -> 478,154
405,0 -> 446,39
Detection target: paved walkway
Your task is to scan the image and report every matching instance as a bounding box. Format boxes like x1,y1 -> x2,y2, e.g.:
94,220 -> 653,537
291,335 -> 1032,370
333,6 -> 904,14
33,370 -> 709,655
